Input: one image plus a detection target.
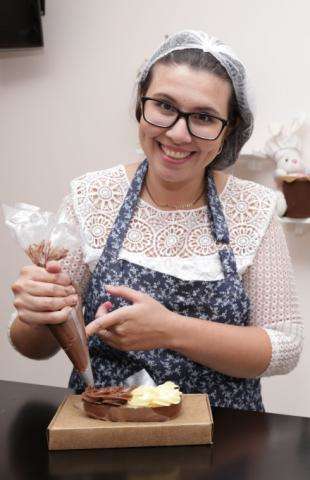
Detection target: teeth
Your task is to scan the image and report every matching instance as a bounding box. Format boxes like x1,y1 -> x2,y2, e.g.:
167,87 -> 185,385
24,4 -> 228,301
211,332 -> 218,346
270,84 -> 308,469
161,144 -> 192,159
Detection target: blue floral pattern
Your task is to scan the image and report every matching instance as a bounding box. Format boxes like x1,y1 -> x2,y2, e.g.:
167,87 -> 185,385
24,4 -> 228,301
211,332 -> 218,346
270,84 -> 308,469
69,159 -> 264,411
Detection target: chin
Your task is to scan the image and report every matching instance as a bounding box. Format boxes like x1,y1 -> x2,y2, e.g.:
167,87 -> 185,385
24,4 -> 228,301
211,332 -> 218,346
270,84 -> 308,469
158,164 -> 200,186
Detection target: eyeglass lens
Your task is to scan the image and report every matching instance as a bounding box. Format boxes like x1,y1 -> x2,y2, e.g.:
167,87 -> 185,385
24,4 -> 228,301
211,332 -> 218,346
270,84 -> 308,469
143,99 -> 224,140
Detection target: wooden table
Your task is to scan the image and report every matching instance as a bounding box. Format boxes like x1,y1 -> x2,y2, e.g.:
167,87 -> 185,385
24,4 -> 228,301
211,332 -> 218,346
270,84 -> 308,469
1,380 -> 310,479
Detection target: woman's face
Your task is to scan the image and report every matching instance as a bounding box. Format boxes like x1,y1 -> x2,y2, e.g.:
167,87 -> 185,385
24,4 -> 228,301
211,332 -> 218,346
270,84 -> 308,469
139,63 -> 232,184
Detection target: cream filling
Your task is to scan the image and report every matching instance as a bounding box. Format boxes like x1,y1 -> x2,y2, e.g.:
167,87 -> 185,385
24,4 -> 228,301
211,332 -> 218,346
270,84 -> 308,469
127,381 -> 182,408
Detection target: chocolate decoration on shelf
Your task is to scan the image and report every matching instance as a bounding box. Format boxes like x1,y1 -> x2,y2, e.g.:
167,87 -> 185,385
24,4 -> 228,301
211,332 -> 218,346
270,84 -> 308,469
282,177 -> 310,218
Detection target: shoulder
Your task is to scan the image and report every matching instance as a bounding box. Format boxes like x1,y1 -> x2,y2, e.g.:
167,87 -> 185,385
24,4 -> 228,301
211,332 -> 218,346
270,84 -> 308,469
69,164 -> 129,210
222,175 -> 278,262
226,174 -> 277,202
67,164 -> 130,261
71,164 -> 128,188
223,175 -> 277,220
69,163 -> 130,227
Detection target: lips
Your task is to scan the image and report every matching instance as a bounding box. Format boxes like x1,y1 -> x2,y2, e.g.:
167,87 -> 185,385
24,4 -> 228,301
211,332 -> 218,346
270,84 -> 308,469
158,142 -> 195,161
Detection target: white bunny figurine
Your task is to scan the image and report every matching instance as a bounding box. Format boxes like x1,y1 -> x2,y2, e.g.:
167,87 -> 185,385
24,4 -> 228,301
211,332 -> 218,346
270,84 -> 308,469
274,148 -> 306,177
264,114 -> 307,177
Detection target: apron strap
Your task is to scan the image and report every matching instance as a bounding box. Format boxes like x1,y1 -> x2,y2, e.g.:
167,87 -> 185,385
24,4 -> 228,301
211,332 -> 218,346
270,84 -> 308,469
103,159 -> 148,260
206,171 -> 230,244
218,247 -> 239,277
206,171 -> 239,278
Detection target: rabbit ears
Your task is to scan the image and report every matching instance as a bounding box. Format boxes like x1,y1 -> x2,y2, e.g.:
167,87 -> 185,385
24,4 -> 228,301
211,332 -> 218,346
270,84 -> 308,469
264,113 -> 307,157
269,113 -> 306,139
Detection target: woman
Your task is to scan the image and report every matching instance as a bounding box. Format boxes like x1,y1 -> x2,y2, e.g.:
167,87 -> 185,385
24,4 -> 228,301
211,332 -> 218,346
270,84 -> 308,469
10,30 -> 303,411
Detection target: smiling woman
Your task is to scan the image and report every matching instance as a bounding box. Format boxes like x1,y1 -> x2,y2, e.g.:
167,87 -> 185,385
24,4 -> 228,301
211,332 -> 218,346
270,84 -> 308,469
9,30 -> 303,412
137,62 -> 233,204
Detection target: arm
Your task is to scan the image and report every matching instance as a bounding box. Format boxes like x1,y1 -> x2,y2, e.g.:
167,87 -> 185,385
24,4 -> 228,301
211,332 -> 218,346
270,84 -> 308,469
9,322 -> 60,360
9,195 -> 91,360
242,215 -> 303,376
170,215 -> 303,377
169,315 -> 272,378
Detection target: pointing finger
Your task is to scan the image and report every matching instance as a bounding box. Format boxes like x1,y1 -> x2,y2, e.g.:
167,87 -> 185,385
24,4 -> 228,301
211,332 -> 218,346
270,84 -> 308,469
105,285 -> 143,303
86,307 -> 130,337
87,302 -> 113,337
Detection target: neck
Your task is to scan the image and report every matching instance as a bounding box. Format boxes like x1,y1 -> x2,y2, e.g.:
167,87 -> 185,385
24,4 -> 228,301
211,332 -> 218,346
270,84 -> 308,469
144,165 -> 206,209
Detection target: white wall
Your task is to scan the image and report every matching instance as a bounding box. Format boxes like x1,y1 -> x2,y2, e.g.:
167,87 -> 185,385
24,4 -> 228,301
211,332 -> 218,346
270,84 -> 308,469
1,0 -> 309,416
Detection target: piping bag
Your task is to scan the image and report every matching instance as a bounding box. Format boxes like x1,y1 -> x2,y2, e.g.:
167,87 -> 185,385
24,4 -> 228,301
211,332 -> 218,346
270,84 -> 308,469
3,202 -> 94,387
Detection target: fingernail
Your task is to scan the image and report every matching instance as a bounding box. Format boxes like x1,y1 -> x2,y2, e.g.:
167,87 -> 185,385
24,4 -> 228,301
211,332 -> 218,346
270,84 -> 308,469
102,301 -> 113,310
68,286 -> 76,294
105,284 -> 114,290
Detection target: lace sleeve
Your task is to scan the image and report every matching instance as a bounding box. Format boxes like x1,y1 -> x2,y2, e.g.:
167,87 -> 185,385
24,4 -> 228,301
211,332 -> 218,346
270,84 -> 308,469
242,215 -> 304,377
57,195 -> 91,302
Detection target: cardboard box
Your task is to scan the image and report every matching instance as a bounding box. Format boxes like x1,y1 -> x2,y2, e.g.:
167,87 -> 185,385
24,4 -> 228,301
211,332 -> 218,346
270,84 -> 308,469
47,394 -> 213,450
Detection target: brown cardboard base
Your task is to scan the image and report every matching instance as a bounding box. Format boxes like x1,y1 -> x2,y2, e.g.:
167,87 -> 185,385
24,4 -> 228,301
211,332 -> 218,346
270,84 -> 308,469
47,394 -> 213,450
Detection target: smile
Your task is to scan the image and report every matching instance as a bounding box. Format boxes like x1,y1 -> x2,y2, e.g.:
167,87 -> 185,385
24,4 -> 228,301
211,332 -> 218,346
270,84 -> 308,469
159,142 -> 195,160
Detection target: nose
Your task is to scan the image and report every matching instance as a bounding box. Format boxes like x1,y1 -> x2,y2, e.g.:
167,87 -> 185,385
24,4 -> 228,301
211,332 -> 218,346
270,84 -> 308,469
165,117 -> 192,143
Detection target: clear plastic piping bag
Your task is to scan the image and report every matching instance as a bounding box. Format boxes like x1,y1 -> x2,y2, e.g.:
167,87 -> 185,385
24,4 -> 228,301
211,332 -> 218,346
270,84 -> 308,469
3,202 -> 94,387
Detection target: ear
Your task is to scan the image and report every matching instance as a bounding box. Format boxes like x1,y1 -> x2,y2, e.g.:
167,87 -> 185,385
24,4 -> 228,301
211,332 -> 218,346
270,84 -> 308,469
217,143 -> 224,156
226,116 -> 240,137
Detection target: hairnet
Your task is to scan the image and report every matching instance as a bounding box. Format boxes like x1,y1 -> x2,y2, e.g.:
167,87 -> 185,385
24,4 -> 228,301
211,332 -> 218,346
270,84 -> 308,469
137,30 -> 254,170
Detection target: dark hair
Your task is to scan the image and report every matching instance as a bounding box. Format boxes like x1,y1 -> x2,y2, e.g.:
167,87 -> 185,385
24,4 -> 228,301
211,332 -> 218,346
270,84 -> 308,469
135,49 -> 240,128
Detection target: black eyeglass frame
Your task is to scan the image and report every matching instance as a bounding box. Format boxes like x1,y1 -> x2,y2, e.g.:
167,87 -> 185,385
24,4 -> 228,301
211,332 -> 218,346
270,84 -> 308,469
141,96 -> 229,141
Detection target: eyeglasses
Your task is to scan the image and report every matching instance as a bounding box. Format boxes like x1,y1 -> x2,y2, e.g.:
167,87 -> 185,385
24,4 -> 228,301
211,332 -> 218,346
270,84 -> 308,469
141,96 -> 229,140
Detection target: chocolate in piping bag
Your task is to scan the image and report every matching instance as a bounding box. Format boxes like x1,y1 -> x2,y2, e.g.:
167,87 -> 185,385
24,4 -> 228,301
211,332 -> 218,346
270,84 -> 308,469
3,202 -> 94,387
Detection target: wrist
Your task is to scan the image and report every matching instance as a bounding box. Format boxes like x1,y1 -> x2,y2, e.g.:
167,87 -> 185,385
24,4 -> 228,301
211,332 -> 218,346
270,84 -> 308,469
163,311 -> 187,350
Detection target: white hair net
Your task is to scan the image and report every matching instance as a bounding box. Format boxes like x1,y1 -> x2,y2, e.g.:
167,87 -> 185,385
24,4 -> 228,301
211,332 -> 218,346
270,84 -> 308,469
136,30 -> 254,170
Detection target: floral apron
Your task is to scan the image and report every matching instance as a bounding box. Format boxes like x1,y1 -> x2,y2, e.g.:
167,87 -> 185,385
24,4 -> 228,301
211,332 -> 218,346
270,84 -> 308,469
69,159 -> 264,411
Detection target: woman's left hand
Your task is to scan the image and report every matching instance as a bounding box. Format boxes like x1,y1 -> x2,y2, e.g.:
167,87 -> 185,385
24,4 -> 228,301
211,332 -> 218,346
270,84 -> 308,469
85,285 -> 177,351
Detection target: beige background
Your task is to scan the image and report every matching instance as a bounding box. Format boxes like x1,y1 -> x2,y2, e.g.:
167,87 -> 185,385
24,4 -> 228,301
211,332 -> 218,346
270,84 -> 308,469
1,0 -> 309,416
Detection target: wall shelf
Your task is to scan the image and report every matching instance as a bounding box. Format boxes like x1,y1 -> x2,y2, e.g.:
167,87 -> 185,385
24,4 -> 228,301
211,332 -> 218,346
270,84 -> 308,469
279,217 -> 310,235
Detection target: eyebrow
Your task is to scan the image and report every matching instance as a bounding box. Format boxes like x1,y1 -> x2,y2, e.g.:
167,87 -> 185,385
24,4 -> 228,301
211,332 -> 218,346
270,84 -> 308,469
152,92 -> 222,116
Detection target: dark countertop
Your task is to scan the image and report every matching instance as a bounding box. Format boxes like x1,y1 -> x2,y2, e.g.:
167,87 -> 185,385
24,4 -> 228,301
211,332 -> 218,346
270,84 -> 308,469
1,380 -> 310,479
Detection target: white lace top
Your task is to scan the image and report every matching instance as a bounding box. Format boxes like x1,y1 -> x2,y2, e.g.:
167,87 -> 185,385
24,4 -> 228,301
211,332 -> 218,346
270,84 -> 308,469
58,164 -> 303,377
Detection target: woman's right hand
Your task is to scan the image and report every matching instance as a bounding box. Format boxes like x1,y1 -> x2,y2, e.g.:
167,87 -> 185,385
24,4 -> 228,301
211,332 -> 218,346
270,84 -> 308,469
11,260 -> 79,327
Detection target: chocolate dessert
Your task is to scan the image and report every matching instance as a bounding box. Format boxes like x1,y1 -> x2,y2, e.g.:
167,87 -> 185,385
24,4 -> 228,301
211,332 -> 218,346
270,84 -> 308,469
281,175 -> 310,218
82,382 -> 182,422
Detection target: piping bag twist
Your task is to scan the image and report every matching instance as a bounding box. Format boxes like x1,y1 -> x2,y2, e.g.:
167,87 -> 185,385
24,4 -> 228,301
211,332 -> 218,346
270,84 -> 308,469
3,203 -> 94,387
